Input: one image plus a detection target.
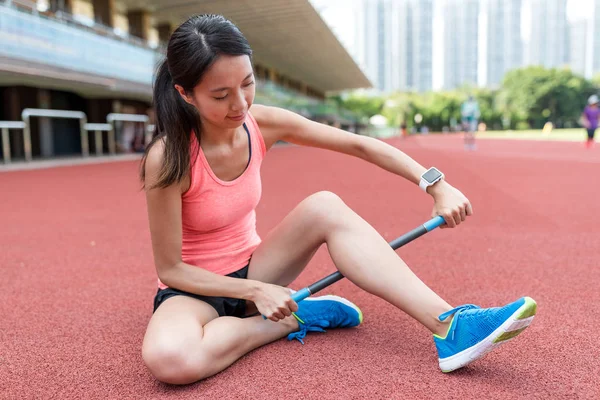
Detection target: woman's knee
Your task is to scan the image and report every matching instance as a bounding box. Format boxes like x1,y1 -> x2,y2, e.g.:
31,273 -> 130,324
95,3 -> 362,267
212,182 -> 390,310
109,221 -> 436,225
301,191 -> 350,228
142,341 -> 209,385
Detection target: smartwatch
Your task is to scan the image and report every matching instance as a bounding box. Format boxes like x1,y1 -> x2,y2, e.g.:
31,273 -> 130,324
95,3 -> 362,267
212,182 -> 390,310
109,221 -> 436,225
419,167 -> 444,192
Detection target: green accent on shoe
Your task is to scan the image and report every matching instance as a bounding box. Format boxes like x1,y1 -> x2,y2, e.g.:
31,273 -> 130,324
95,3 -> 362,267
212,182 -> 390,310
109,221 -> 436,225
494,327 -> 527,343
433,315 -> 456,340
358,307 -> 364,324
516,297 -> 537,320
292,312 -> 305,324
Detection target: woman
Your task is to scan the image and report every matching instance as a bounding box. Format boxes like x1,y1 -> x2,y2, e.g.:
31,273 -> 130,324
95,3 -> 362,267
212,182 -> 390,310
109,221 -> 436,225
140,14 -> 536,385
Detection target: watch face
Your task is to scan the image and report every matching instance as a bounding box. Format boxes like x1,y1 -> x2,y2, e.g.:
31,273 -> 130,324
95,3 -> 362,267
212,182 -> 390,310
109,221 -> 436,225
422,168 -> 442,183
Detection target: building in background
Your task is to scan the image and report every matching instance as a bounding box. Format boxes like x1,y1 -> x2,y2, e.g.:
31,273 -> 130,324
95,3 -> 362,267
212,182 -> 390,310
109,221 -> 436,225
360,0 -> 384,91
525,0 -> 569,68
592,0 -> 600,76
380,0 -> 409,93
315,0 -> 433,94
370,0 -> 433,93
485,0 -> 522,87
406,0 -> 433,92
570,15 -> 589,76
309,0 -> 363,65
0,0 -> 370,161
442,0 -> 480,89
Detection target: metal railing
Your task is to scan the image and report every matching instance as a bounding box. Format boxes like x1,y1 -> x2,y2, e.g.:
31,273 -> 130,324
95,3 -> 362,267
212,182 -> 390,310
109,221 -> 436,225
107,113 -> 150,153
22,109 -> 88,161
0,108 -> 157,163
0,121 -> 26,163
84,123 -> 113,156
4,0 -> 38,15
0,109 -> 155,163
2,0 -> 155,50
1,5 -> 159,85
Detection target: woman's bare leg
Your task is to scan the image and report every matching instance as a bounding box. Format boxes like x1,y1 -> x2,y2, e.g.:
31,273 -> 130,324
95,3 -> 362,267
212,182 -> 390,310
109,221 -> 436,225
143,191 -> 454,385
142,296 -> 299,385
248,191 -> 453,335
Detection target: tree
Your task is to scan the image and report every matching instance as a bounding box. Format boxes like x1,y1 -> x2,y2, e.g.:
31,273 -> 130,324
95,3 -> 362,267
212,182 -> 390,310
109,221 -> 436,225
330,94 -> 384,120
330,66 -> 599,132
498,67 -> 596,129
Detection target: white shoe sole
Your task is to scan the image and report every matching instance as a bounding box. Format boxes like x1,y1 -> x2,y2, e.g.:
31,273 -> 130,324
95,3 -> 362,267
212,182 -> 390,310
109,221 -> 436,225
439,297 -> 537,372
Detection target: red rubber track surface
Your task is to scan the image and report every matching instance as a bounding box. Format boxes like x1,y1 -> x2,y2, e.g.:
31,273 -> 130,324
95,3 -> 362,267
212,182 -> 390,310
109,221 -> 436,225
1,135 -> 599,399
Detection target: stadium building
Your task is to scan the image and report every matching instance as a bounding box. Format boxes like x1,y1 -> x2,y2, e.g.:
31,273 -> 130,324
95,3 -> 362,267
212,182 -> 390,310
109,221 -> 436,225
0,0 -> 371,162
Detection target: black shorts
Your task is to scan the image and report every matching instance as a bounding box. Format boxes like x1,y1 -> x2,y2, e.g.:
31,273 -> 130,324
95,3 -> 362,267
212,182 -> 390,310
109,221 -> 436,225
153,264 -> 249,318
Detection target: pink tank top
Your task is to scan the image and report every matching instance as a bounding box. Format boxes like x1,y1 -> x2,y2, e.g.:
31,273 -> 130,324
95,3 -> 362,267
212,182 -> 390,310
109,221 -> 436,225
157,112 -> 266,289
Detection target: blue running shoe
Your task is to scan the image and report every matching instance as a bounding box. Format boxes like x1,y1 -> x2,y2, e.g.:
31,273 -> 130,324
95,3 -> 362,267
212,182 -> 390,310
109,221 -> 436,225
434,296 -> 537,372
287,295 -> 363,344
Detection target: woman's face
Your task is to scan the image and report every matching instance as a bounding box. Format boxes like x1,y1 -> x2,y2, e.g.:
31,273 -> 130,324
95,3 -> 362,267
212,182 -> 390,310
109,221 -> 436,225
176,55 -> 255,129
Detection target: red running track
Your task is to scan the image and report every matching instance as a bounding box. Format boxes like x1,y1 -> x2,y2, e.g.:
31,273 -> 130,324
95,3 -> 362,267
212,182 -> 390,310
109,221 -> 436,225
1,135 -> 599,399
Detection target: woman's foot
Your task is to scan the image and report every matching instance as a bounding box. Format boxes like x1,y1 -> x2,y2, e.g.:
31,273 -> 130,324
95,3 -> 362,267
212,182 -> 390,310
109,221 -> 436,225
433,297 -> 537,372
287,295 -> 363,344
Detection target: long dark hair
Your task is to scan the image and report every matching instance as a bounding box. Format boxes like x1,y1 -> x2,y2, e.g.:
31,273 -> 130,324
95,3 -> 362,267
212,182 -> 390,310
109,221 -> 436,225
140,14 -> 253,188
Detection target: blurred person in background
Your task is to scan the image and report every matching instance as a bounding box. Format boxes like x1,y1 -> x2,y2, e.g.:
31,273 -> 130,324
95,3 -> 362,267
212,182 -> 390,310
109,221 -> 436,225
461,95 -> 480,151
581,94 -> 599,149
400,121 -> 408,138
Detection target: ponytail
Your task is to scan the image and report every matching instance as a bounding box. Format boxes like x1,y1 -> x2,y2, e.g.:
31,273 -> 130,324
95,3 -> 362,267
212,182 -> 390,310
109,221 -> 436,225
140,59 -> 201,189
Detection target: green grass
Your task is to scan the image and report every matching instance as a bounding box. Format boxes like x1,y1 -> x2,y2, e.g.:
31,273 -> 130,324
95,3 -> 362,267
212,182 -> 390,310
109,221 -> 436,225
478,128 -> 595,142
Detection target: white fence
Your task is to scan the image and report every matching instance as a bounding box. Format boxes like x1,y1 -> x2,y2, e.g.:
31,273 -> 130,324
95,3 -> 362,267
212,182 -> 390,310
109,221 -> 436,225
0,108 -> 154,163
0,121 -> 25,163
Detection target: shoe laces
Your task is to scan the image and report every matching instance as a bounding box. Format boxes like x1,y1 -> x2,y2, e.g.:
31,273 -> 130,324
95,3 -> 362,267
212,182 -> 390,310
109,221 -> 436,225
438,304 -> 480,340
287,316 -> 328,344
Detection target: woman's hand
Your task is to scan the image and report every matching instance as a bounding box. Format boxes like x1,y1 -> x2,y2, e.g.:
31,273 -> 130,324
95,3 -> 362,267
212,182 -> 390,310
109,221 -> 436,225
249,282 -> 298,322
428,181 -> 473,228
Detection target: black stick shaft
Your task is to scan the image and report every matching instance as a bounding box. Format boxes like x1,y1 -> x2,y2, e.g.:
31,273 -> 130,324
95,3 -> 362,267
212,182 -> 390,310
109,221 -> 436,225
291,216 -> 444,302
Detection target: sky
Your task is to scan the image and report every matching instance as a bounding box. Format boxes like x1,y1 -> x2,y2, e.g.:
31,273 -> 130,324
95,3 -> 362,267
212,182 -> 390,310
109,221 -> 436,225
567,0 -> 593,21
